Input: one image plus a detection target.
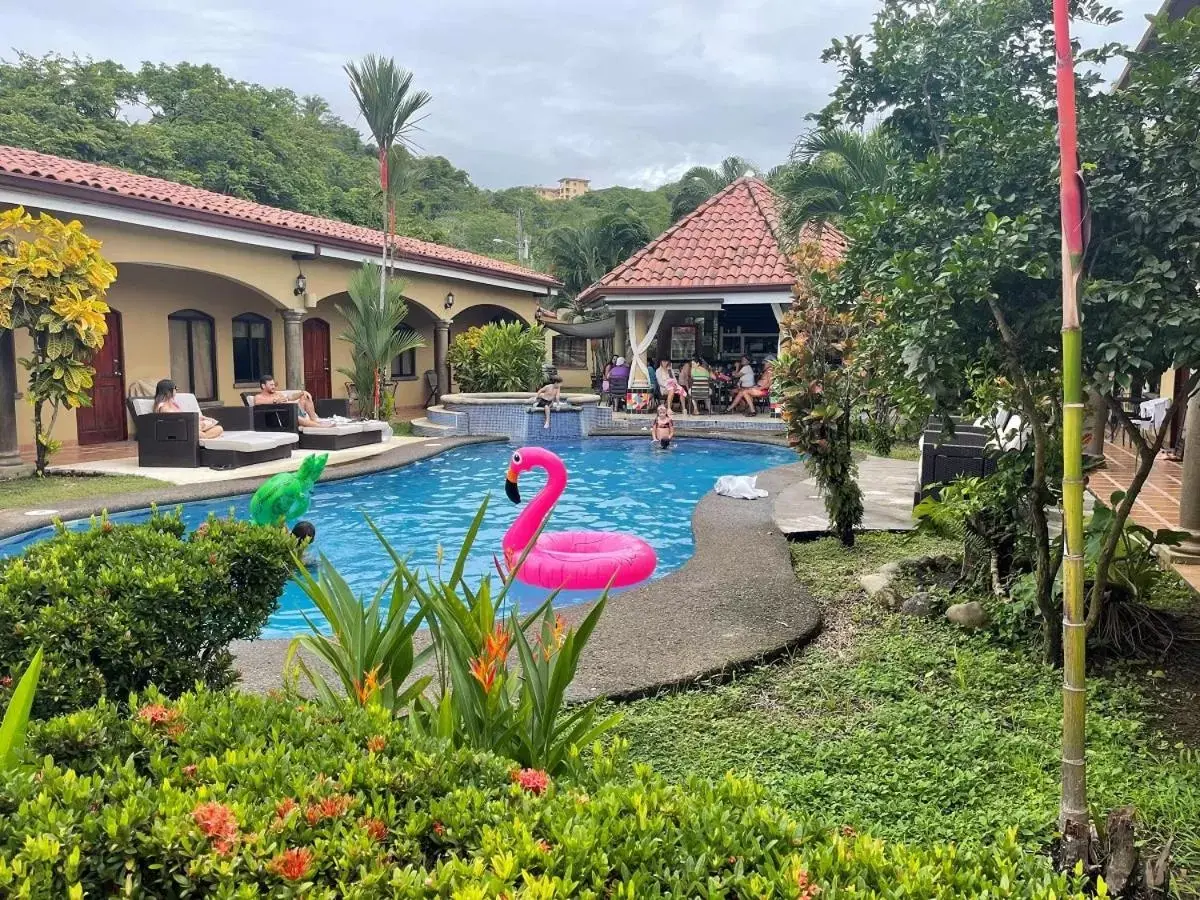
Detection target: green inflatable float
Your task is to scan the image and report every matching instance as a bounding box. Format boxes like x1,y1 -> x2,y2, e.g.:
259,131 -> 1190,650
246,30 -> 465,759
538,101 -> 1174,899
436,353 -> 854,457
249,453 -> 328,526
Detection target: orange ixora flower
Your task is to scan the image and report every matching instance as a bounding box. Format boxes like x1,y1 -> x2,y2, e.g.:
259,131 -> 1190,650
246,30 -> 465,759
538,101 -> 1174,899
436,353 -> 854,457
512,768 -> 550,796
304,794 -> 352,826
366,734 -> 387,753
432,821 -> 446,836
181,764 -> 198,780
275,798 -> 298,820
268,847 -> 315,881
192,801 -> 238,855
795,867 -> 820,900
360,816 -> 388,842
137,703 -> 179,727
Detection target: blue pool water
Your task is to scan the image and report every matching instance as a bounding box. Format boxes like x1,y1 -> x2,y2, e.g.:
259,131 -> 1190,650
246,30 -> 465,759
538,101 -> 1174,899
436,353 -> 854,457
0,438 -> 797,637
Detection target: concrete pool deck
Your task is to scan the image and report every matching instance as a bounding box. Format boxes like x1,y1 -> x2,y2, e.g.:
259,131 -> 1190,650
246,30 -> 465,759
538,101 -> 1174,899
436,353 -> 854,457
230,457 -> 825,701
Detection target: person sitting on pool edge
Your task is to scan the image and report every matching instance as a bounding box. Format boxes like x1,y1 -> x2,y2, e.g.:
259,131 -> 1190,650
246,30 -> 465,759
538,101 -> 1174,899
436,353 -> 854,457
153,379 -> 225,439
651,403 -> 675,448
533,376 -> 563,429
253,375 -> 334,428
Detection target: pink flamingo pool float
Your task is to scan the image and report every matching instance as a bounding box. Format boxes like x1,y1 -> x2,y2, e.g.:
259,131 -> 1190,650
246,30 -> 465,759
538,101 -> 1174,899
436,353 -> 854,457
502,446 -> 657,590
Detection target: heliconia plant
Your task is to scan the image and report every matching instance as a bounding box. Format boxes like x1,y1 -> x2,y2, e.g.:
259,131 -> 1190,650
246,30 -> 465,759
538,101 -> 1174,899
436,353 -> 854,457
0,648 -> 43,773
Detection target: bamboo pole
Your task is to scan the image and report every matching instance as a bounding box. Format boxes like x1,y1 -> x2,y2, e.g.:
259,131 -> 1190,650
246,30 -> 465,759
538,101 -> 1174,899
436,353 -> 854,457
1052,0 -> 1089,864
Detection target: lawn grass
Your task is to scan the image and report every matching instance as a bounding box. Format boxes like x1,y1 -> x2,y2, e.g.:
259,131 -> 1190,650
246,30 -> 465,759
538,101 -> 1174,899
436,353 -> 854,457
0,474 -> 165,511
610,532 -> 1200,893
851,439 -> 921,461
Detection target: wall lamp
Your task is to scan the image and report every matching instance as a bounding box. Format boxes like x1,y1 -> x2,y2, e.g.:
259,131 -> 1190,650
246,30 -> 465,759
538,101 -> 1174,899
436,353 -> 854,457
444,291 -> 455,311
293,273 -> 307,297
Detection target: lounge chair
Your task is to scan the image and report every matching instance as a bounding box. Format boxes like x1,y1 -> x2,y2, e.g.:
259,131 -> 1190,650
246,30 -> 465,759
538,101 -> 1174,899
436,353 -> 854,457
127,393 -> 297,469
244,394 -> 388,451
689,371 -> 712,415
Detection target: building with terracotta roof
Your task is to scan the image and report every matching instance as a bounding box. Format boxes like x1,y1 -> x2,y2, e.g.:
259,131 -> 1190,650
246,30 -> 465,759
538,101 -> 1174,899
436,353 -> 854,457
532,177 -> 591,201
577,176 -> 844,389
0,145 -> 560,464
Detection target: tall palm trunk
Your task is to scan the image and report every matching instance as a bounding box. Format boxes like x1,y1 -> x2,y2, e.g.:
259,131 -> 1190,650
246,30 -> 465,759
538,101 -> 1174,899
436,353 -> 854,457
1052,0 -> 1089,867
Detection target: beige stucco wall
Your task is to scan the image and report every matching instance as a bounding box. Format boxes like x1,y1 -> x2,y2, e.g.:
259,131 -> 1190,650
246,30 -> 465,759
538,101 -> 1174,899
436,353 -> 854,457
5,201 -> 551,449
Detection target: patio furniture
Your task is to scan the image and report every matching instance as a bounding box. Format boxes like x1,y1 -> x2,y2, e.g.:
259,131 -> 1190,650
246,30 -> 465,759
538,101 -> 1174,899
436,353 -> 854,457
240,392 -> 348,421
689,371 -> 712,414
424,369 -> 439,408
127,393 -> 297,469
607,375 -> 629,411
915,415 -> 999,504
247,394 -> 387,452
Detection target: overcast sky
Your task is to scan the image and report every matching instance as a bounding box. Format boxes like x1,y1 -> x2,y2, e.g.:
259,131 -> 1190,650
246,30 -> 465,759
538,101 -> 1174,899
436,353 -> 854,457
6,0 -> 1162,190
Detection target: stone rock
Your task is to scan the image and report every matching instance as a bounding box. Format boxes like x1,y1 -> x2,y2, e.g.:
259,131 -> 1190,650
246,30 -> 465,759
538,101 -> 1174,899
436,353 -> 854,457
859,573 -> 892,596
946,601 -> 989,630
878,561 -> 902,577
900,592 -> 936,618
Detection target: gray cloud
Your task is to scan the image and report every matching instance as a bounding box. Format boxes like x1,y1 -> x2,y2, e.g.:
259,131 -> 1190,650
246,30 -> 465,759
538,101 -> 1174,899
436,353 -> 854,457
5,0 -> 1162,189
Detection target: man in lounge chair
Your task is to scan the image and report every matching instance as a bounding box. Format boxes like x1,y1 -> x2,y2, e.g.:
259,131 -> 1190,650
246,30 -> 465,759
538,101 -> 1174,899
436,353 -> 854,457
253,375 -> 333,428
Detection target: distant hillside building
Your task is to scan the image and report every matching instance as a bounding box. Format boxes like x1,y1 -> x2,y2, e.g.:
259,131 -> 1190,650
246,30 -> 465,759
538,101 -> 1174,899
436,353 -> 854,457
534,177 -> 590,201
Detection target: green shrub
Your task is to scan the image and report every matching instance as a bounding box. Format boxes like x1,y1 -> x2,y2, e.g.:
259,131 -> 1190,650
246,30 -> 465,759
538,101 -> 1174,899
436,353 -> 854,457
0,511 -> 294,717
0,687 -> 1099,898
447,321 -> 546,392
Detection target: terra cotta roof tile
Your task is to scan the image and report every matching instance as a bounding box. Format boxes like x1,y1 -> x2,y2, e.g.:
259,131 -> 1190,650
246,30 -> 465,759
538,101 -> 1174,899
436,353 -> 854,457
577,177 -> 845,303
0,144 -> 558,289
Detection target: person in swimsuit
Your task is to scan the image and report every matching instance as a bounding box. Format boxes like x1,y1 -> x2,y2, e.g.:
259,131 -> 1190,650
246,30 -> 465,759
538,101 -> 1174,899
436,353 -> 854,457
534,376 -> 563,429
253,375 -> 333,428
153,379 -> 224,439
651,403 -> 675,448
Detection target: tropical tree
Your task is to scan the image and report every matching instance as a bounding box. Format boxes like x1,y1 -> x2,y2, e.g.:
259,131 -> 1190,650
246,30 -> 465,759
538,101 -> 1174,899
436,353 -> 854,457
544,209 -> 652,301
344,55 -> 432,306
669,156 -> 758,221
336,262 -> 424,419
774,127 -> 896,237
0,207 -> 117,475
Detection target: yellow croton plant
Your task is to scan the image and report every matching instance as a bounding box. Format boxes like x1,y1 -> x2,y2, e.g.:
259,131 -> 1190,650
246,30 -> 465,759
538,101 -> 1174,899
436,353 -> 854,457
0,206 -> 117,473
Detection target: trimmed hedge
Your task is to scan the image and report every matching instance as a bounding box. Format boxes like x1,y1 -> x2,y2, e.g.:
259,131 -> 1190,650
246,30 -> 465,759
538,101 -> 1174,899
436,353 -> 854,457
0,512 -> 294,717
0,689 -> 1100,898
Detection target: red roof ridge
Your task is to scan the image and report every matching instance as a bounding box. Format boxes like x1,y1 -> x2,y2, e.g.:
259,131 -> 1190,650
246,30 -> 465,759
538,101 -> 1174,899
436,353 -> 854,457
0,144 -> 559,289
578,176 -> 798,303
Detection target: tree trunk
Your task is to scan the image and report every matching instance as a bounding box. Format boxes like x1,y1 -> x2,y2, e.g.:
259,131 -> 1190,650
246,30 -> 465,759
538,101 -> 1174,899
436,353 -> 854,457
32,400 -> 47,477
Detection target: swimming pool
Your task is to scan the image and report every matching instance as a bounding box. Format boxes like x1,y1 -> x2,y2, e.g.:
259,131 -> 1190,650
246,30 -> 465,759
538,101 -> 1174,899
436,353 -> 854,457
0,438 -> 797,637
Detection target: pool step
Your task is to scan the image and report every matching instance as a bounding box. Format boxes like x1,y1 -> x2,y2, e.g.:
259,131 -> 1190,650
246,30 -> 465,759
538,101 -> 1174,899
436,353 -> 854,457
411,417 -> 456,438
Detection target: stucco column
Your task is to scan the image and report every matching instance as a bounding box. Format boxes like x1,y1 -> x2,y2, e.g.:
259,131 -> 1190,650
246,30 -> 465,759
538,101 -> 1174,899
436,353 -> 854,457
0,329 -> 27,475
612,309 -> 627,360
434,319 -> 451,400
281,310 -> 305,391
1172,389 -> 1200,561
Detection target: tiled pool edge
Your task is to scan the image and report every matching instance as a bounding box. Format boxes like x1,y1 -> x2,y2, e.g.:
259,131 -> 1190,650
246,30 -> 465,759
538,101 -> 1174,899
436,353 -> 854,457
0,435 -> 508,541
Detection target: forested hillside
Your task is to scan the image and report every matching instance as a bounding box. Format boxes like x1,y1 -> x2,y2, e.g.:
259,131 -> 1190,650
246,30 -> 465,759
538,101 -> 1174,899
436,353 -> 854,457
0,53 -> 675,272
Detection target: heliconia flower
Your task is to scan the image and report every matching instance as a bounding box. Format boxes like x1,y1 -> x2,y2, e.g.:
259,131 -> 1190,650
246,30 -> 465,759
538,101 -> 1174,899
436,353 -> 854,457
469,656 -> 497,694
193,801 -> 238,854
353,667 -> 383,706
366,734 -> 387,753
268,847 -> 314,881
512,768 -> 550,795
360,817 -> 388,842
483,624 -> 512,663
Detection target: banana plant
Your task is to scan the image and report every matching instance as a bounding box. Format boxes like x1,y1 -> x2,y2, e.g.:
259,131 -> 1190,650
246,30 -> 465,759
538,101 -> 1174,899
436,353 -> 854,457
1,648 -> 44,773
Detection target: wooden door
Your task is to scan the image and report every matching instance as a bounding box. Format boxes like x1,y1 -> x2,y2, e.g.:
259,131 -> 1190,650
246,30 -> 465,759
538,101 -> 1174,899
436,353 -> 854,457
303,318 -> 332,400
77,309 -> 127,444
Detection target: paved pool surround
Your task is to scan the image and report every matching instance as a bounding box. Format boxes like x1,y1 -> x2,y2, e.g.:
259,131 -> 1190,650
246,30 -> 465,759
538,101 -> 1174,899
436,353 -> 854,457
419,392 -> 611,441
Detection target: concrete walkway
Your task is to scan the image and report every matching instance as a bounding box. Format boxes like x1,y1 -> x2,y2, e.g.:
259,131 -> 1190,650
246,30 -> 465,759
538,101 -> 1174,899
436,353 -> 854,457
773,455 -> 917,535
232,459 -> 824,702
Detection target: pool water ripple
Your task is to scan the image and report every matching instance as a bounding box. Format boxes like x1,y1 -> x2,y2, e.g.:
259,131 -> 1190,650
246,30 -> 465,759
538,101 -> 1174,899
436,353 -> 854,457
0,438 -> 797,637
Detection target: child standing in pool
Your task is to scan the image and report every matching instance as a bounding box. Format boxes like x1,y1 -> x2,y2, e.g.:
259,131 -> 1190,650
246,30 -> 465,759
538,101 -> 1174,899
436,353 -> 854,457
651,404 -> 674,448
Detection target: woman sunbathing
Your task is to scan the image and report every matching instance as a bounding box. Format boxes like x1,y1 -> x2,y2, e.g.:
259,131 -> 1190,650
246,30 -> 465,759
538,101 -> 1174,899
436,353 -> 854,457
153,379 -> 224,439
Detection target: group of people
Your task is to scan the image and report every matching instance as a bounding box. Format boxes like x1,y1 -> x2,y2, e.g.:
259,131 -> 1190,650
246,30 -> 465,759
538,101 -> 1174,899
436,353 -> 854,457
152,375 -> 337,438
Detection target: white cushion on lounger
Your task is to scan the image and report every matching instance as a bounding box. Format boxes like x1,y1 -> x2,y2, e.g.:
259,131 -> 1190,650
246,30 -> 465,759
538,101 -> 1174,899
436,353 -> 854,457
129,397 -> 155,416
200,431 -> 298,452
299,423 -> 363,436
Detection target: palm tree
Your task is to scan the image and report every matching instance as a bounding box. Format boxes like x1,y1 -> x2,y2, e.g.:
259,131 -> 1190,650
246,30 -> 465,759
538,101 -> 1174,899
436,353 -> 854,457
774,127 -> 895,238
344,55 -> 432,306
669,156 -> 759,221
545,210 -> 652,301
336,262 -> 425,420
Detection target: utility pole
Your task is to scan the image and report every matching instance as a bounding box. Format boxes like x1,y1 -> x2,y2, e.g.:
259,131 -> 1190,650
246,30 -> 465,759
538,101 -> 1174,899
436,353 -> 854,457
516,208 -> 530,266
